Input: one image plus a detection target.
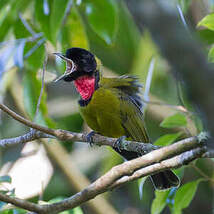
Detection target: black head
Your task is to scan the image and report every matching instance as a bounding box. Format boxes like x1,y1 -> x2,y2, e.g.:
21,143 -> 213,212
54,48 -> 97,82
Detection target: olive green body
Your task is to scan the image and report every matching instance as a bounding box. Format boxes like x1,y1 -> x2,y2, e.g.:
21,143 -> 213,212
79,76 -> 149,142
78,75 -> 180,190
80,87 -> 125,137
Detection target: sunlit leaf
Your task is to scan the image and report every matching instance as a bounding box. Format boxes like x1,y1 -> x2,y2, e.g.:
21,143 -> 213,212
198,14 -> 214,31
35,0 -> 53,42
172,179 -> 202,214
160,113 -> 187,128
61,7 -> 89,50
83,0 -> 118,44
0,13 -> 13,41
154,132 -> 182,146
151,190 -> 170,214
50,0 -> 69,43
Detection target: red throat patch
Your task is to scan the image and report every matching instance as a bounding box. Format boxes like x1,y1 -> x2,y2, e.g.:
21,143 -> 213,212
74,76 -> 95,100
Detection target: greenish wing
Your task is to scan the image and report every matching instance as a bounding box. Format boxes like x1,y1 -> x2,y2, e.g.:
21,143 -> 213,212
119,92 -> 150,143
101,75 -> 143,108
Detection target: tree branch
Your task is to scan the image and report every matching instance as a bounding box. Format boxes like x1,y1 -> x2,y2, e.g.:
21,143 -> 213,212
0,102 -> 212,157
0,102 -> 158,154
0,90 -> 212,213
0,140 -> 207,213
0,130 -> 53,148
0,100 -> 212,213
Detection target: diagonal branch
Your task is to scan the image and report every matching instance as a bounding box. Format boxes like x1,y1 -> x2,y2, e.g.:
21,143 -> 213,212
0,102 -> 212,158
0,102 -> 157,154
0,139 -> 207,213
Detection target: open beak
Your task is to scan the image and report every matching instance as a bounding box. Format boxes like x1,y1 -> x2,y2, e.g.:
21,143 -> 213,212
53,53 -> 76,82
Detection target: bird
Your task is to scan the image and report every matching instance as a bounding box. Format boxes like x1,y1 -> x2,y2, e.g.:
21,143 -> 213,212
54,47 -> 180,190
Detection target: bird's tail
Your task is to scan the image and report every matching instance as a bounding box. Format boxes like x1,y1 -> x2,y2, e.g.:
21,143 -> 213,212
114,148 -> 180,190
150,170 -> 180,190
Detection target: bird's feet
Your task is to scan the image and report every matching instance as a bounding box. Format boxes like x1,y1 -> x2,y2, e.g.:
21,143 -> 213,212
86,131 -> 96,147
113,136 -> 126,152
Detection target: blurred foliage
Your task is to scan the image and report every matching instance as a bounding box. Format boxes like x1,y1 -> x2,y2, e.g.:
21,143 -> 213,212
160,113 -> 187,129
0,0 -> 213,214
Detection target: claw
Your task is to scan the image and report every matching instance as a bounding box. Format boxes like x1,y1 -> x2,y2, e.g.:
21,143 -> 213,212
114,136 -> 126,152
86,131 -> 96,147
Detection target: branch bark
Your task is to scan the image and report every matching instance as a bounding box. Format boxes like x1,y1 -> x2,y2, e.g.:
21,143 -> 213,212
0,102 -> 158,154
0,138 -> 207,213
0,101 -> 212,213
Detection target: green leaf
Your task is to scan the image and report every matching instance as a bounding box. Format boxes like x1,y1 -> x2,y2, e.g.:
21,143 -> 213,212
0,0 -> 31,41
0,0 -> 9,10
154,132 -> 182,146
197,29 -> 214,45
198,14 -> 214,31
84,0 -> 118,45
23,69 -> 56,128
0,175 -> 12,183
23,70 -> 47,124
25,40 -> 45,70
173,179 -> 202,214
208,46 -> 214,63
151,190 -> 170,214
177,0 -> 192,14
61,7 -> 89,50
35,0 -> 53,42
13,18 -> 31,39
50,0 -> 69,43
160,113 -> 187,128
0,209 -> 27,214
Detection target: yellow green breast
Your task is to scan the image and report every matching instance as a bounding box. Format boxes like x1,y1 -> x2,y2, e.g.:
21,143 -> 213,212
79,87 -> 125,138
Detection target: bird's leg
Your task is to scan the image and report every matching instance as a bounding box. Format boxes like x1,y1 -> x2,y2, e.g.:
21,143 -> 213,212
113,136 -> 127,152
86,131 -> 96,147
